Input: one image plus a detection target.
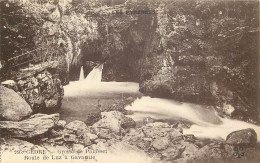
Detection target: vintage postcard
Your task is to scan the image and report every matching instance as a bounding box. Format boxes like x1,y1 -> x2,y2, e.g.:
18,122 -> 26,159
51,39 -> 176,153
0,0 -> 259,162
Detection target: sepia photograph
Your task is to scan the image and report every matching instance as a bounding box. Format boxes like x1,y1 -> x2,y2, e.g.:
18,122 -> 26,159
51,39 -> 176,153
0,0 -> 259,162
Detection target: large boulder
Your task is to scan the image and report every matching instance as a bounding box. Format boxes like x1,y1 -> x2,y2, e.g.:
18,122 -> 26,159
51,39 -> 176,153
226,128 -> 257,147
0,86 -> 32,121
0,113 -> 59,138
5,71 -> 64,113
92,111 -> 136,134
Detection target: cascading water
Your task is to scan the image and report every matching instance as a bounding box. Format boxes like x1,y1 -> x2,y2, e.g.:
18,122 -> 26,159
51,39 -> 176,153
85,64 -> 103,83
64,64 -> 139,96
61,64 -> 260,162
79,66 -> 84,81
125,96 -> 260,141
64,65 -> 260,141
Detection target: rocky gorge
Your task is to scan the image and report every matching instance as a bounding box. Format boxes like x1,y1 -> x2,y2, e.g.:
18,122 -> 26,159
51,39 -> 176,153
1,74 -> 260,162
1,99 -> 260,162
0,0 -> 259,163
1,0 -> 258,122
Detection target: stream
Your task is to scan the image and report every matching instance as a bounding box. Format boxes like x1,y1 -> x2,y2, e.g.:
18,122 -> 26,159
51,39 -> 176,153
61,64 -> 260,141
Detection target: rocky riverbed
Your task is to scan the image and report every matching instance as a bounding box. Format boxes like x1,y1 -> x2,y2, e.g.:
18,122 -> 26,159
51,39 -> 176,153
1,111 -> 259,163
0,78 -> 259,163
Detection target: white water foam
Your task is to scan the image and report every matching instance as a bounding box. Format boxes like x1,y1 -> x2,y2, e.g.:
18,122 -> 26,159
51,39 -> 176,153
126,96 -> 260,141
66,65 -> 260,141
64,64 -> 139,97
85,64 -> 103,84
62,63 -> 260,163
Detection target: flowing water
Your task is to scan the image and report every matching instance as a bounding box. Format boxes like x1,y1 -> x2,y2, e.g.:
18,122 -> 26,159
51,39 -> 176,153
126,96 -> 260,141
62,64 -> 260,141
59,64 -> 260,163
85,64 -> 103,83
61,64 -> 141,123
79,66 -> 84,81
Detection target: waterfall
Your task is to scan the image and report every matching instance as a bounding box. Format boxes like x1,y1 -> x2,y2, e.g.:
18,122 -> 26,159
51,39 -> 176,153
64,63 -> 260,142
79,66 -> 84,81
85,64 -> 103,83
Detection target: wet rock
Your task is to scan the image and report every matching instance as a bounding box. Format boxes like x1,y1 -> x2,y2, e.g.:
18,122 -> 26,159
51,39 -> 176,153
62,120 -> 97,146
123,121 -> 185,159
92,111 -> 135,134
55,140 -> 65,145
0,113 -> 59,138
85,111 -> 101,126
80,135 -> 92,146
121,119 -> 202,162
122,128 -> 148,149
94,139 -> 107,144
0,86 -> 32,121
143,117 -> 155,124
172,120 -> 191,129
91,127 -> 119,140
85,133 -> 98,141
180,142 -> 199,158
222,104 -> 235,117
65,120 -> 88,134
182,135 -> 197,143
226,128 -> 257,147
45,97 -> 59,108
152,137 -> 169,150
121,117 -> 136,129
189,142 -> 234,162
55,120 -> 66,128
49,129 -> 63,138
100,100 -> 131,115
142,122 -> 182,138
63,133 -> 77,142
161,146 -> 185,161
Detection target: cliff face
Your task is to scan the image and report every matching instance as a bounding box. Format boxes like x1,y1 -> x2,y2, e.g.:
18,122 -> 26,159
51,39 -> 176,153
132,0 -> 259,123
0,0 -> 69,84
0,0 -> 259,122
67,0 -> 259,122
